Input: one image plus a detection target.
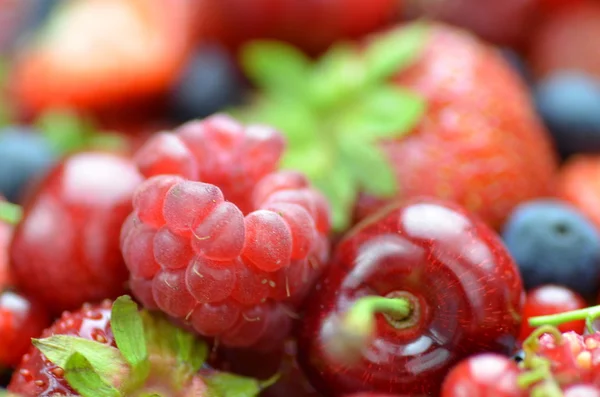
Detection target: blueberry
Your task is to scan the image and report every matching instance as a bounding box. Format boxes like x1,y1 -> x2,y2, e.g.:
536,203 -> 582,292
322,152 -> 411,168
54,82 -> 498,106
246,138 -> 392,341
0,127 -> 56,203
168,44 -> 245,123
502,199 -> 600,297
534,72 -> 600,157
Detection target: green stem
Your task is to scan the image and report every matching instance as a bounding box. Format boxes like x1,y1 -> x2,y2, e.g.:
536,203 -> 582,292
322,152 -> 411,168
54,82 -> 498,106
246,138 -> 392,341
344,295 -> 411,332
0,201 -> 22,225
529,305 -> 600,328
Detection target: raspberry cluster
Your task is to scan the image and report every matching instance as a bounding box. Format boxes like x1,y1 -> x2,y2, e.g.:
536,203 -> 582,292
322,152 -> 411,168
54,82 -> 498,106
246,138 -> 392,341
120,115 -> 331,349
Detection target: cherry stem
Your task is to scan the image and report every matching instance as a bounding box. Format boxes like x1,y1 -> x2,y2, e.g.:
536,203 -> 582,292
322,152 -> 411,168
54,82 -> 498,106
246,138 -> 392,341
0,201 -> 22,225
343,295 -> 412,333
529,305 -> 600,331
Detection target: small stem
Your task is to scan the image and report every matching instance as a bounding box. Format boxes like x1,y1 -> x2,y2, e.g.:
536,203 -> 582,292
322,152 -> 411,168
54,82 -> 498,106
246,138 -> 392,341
0,201 -> 22,225
529,305 -> 600,328
344,295 -> 411,331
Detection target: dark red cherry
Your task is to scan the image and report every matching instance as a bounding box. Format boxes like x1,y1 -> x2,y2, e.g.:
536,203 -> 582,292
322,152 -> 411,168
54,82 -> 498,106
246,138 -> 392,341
297,199 -> 524,396
441,354 -> 526,397
519,285 -> 586,342
9,152 -> 143,314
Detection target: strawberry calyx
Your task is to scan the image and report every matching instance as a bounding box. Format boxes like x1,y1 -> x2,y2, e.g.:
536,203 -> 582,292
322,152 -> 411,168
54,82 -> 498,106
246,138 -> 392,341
517,325 -> 564,397
0,201 -> 22,225
235,22 -> 430,231
33,296 -> 272,397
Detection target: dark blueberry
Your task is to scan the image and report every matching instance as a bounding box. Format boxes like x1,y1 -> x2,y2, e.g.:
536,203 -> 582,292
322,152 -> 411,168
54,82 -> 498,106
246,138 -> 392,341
0,126 -> 56,203
534,72 -> 600,157
502,199 -> 600,298
500,48 -> 533,85
511,350 -> 525,363
168,43 -> 245,123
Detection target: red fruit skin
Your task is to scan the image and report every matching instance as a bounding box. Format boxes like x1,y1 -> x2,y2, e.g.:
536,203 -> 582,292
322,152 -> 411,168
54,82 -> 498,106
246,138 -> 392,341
356,25 -> 558,231
440,354 -> 525,397
11,0 -> 195,117
9,152 -> 142,314
556,155 -> 600,232
0,206 -> 11,287
8,300 -> 114,396
518,285 -> 586,342
195,0 -> 400,55
407,0 -> 537,46
0,290 -> 50,368
528,2 -> 600,79
298,198 -> 524,396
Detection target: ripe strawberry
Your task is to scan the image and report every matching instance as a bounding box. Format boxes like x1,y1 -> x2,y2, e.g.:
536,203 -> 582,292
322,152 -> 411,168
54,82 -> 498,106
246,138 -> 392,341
10,0 -> 194,117
121,114 -> 331,349
528,2 -> 600,79
8,296 -> 272,396
9,152 -> 143,314
556,155 -> 600,232
297,198 -> 524,395
238,21 -> 558,231
195,0 -> 400,55
0,290 -> 50,368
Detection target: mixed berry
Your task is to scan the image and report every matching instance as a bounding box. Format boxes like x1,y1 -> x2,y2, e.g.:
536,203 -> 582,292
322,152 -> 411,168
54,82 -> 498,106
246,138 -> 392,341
1,0 -> 600,396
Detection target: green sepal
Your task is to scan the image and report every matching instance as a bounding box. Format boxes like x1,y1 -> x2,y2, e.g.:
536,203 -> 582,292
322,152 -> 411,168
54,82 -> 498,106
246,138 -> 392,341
205,372 -> 278,397
339,85 -> 426,140
363,22 -> 429,84
33,335 -> 129,388
0,201 -> 22,225
111,296 -> 149,386
312,166 -> 358,231
242,41 -> 312,98
174,326 -> 208,372
64,352 -> 122,397
339,138 -> 397,198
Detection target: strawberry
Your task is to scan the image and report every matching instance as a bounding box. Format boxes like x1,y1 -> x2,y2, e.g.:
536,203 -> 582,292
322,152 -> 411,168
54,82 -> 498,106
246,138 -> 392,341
10,0 -> 194,117
8,296 -> 273,396
528,1 -> 600,79
556,155 -> 600,232
195,0 -> 401,55
237,21 -> 558,231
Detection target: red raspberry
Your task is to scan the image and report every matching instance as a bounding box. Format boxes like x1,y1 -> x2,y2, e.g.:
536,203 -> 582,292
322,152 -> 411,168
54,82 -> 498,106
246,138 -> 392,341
121,114 -> 331,349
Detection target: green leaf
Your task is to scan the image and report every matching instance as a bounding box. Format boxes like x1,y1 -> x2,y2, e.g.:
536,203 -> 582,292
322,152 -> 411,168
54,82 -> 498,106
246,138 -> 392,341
339,85 -> 426,140
364,22 -> 429,84
33,335 -> 128,387
339,138 -> 397,198
36,109 -> 91,154
64,353 -> 121,397
242,41 -> 312,97
309,43 -> 365,111
0,201 -> 22,225
204,373 -> 269,397
111,296 -> 149,382
312,165 -> 358,232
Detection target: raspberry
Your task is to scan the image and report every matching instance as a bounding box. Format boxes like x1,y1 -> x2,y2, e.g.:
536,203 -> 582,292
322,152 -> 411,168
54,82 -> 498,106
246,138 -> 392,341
122,114 -> 331,349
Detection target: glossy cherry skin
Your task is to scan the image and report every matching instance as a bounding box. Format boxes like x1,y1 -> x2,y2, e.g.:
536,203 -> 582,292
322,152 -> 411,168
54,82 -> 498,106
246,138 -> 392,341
519,285 -> 586,342
441,354 -> 526,397
0,290 -> 50,367
297,198 -> 524,396
9,152 -> 143,314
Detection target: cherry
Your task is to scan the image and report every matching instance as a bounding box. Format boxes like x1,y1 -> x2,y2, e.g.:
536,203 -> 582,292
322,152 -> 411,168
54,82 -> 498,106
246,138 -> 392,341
297,199 -> 524,396
441,354 -> 526,397
0,289 -> 50,368
9,152 -> 143,314
519,285 -> 586,342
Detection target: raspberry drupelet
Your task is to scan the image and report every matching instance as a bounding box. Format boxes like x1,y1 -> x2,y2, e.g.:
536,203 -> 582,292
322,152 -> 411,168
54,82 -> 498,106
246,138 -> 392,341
121,114 -> 331,349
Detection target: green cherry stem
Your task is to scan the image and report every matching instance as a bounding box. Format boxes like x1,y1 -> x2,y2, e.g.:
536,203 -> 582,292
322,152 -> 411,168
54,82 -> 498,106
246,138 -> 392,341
0,201 -> 22,225
343,295 -> 412,334
529,305 -> 600,331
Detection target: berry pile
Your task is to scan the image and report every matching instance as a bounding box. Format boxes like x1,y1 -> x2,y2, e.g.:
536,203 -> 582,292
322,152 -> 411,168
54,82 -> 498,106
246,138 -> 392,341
1,0 -> 600,396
